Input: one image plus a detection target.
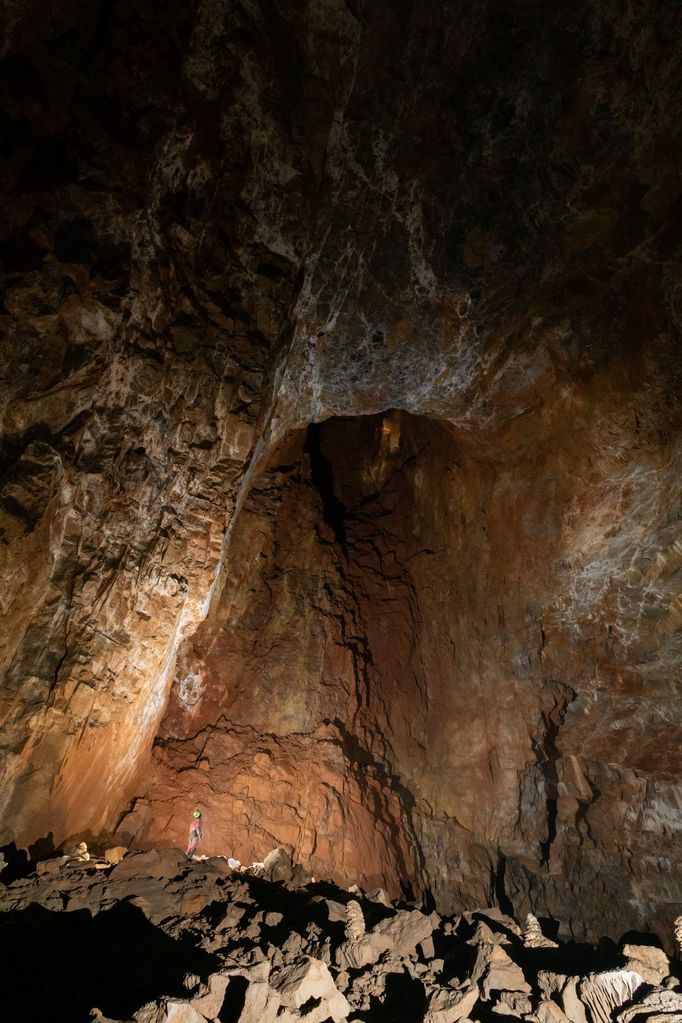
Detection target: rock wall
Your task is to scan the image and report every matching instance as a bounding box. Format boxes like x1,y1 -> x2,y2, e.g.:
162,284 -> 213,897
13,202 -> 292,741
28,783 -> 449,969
130,398 -> 681,944
1,0 -> 681,942
0,0 -> 311,841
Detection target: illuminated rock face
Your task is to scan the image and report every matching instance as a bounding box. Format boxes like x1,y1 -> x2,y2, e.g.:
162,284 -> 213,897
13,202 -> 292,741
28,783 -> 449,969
127,405 -> 682,944
1,0 -> 681,944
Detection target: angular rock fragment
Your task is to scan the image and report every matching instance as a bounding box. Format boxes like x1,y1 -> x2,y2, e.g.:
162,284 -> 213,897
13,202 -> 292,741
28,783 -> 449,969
189,972 -> 230,1018
311,896 -> 346,923
217,904 -> 246,932
105,846 -> 129,865
36,856 -> 67,875
262,847 -> 310,886
534,1001 -> 571,1023
373,908 -> 439,956
270,957 -> 350,1022
492,990 -> 533,1018
345,966 -> 392,1010
111,848 -> 186,881
366,888 -> 392,907
336,906 -> 437,969
232,979 -> 281,1023
621,943 -> 670,986
468,908 -> 522,939
471,943 -> 532,1000
134,1000 -> 206,1023
424,984 -> 478,1023
559,978 -> 589,1023
616,987 -> 682,1021
281,931 -> 307,959
469,920 -> 503,946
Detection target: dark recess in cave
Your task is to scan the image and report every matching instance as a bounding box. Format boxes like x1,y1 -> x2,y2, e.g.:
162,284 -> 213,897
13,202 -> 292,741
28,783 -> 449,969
0,901 -> 220,1023
535,700 -> 571,867
303,422 -> 348,547
494,853 -> 515,918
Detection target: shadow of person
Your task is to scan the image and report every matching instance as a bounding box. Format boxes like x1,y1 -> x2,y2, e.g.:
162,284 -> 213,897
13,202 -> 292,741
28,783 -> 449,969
28,831 -> 56,862
0,841 -> 31,883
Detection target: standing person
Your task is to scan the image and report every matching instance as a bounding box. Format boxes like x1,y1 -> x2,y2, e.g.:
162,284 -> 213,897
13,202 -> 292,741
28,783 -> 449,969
186,810 -> 203,859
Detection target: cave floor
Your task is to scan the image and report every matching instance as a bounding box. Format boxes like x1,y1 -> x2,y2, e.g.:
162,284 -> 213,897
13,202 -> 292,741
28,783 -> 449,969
0,848 -> 680,1023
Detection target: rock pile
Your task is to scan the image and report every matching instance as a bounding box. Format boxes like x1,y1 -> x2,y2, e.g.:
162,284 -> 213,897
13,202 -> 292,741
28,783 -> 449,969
0,849 -> 680,1023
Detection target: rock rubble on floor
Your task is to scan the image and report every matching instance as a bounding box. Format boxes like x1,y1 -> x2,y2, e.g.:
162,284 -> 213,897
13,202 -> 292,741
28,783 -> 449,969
1,847 -> 681,1023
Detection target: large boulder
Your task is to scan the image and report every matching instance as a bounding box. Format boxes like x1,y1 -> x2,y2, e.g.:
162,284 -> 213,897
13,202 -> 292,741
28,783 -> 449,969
466,908 -> 522,939
262,848 -> 311,886
621,944 -> 670,986
271,957 -> 350,1023
471,944 -> 531,1000
111,848 -> 186,881
336,908 -> 438,969
374,909 -> 440,956
235,981 -> 282,1023
104,846 -> 129,865
189,973 -> 230,1018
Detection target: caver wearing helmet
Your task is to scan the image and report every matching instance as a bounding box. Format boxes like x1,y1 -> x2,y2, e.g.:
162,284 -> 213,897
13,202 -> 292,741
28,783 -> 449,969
186,809 -> 204,859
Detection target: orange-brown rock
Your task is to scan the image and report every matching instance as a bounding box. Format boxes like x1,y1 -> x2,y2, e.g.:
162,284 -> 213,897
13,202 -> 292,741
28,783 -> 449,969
1,0 -> 681,949
129,402 -> 681,945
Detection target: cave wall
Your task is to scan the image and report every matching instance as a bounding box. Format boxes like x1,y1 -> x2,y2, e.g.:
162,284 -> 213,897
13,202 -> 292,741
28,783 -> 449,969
0,0 -> 325,842
1,0 -> 681,943
128,396 -> 681,944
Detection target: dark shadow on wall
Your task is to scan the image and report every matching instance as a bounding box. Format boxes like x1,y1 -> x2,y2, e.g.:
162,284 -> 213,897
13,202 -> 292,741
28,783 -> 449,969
28,831 -> 56,862
304,422 -> 348,547
0,901 -> 220,1023
0,841 -> 33,883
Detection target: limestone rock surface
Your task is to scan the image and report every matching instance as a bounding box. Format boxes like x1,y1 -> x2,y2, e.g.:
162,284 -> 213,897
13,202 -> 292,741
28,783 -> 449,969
0,0 -> 681,949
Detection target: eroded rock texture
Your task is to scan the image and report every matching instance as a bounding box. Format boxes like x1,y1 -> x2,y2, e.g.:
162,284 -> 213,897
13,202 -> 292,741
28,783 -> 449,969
128,408 -> 682,945
1,0 -> 681,945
